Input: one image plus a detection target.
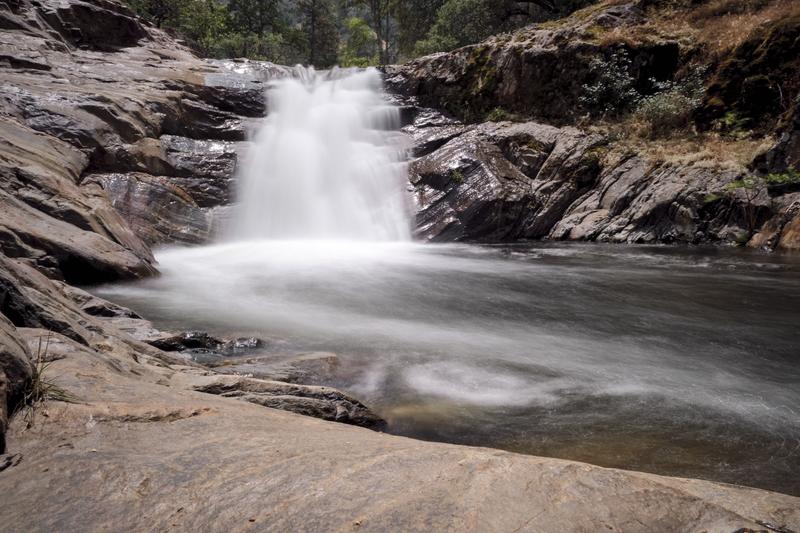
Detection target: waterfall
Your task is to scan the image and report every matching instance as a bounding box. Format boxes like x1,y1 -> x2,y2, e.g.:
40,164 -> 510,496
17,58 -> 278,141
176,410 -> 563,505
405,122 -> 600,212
230,67 -> 411,241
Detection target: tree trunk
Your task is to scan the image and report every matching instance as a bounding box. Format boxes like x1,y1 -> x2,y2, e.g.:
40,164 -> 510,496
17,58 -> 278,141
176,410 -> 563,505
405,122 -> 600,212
309,0 -> 317,66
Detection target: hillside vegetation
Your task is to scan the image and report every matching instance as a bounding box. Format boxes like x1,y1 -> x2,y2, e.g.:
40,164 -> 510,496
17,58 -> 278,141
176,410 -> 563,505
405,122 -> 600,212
126,0 -> 597,66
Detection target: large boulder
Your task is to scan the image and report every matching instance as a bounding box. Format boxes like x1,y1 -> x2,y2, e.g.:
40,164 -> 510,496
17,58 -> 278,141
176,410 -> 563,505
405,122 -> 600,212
36,0 -> 149,51
0,117 -> 155,282
117,135 -> 247,208
191,375 -> 386,430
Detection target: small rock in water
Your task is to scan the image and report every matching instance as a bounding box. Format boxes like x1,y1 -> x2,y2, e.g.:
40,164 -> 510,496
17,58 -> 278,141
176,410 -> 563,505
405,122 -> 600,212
221,337 -> 264,354
147,331 -> 268,365
148,331 -> 224,352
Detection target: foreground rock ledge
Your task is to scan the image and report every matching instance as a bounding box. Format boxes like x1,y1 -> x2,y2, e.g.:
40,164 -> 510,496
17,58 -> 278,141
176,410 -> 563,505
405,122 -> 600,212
1,339 -> 798,533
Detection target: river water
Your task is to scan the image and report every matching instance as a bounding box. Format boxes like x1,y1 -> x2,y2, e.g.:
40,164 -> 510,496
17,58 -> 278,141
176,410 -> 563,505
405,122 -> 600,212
96,241 -> 800,495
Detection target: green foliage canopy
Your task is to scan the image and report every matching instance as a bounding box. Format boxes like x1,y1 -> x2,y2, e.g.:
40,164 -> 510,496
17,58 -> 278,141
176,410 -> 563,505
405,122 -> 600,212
127,0 -> 595,65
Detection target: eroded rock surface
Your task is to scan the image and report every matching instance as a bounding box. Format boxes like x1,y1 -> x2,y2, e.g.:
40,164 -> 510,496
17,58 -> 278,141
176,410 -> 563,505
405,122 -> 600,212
85,173 -> 212,246
189,374 -> 386,430
403,111 -> 771,245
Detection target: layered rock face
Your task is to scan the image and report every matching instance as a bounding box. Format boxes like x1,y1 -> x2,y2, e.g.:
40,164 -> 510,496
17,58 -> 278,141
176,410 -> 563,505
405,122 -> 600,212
388,3 -> 665,125
0,0 -> 298,265
388,1 -> 800,249
400,106 -> 780,245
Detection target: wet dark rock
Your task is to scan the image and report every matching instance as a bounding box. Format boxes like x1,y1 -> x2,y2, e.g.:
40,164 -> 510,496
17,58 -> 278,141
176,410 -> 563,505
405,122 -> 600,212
403,109 -> 798,246
148,331 -> 225,352
37,0 -> 148,51
222,337 -> 264,354
163,98 -> 254,142
121,135 -> 246,208
200,59 -> 297,117
148,331 -> 265,363
410,121 -> 605,241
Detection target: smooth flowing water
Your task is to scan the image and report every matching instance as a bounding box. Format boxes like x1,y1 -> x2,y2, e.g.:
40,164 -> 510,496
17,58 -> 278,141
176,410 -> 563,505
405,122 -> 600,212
97,242 -> 800,494
96,69 -> 800,495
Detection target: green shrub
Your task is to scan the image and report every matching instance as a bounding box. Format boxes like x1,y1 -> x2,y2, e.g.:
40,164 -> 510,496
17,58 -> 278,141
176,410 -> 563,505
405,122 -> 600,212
339,17 -> 379,67
764,168 -> 800,186
579,50 -> 641,117
633,67 -> 706,137
486,107 -> 512,122
205,31 -> 306,64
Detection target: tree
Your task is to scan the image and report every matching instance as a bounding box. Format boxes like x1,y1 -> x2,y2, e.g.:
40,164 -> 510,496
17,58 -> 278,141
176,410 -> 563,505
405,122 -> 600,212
340,16 -> 378,66
355,0 -> 396,64
413,0 -> 587,56
394,0 -> 445,60
178,0 -> 230,56
414,0 -> 507,55
128,0 -> 180,27
228,0 -> 281,35
299,0 -> 340,68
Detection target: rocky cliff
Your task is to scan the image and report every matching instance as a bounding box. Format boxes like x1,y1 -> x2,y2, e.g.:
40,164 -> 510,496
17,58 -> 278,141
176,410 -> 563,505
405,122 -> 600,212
387,0 -> 800,249
1,0 -> 799,529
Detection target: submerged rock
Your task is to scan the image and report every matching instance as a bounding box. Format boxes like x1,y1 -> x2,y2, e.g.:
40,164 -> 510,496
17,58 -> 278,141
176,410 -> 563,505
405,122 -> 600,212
147,331 -> 265,358
213,351 -> 340,384
192,375 -> 386,430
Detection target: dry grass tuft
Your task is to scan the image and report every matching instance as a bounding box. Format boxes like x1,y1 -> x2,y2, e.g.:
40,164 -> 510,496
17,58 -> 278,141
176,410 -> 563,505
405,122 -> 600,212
646,0 -> 800,57
21,332 -> 79,429
590,118 -> 774,170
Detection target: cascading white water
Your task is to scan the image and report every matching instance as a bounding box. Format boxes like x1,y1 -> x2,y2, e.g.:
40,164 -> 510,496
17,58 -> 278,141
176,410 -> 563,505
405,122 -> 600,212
230,67 -> 411,241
